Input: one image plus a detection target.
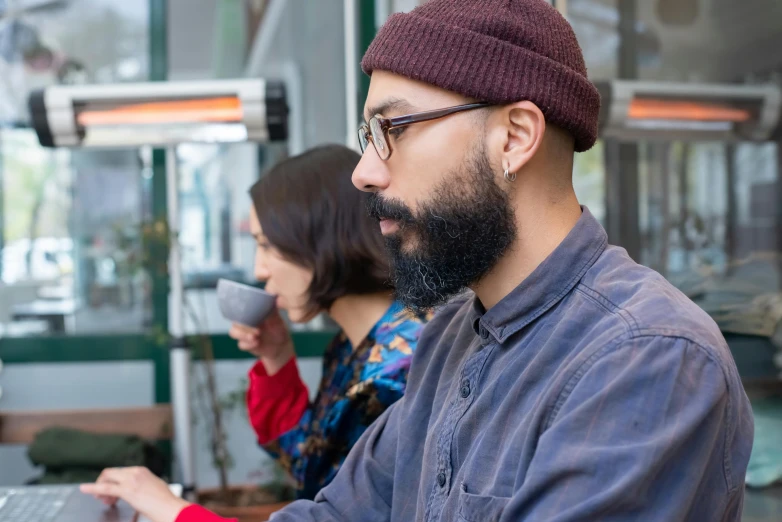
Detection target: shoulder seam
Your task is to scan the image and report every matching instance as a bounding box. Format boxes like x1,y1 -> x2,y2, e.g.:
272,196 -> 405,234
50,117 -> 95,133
574,285 -> 636,337
576,283 -> 641,336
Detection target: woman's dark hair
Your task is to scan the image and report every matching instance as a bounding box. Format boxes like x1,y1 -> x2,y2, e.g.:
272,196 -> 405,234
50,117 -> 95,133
250,144 -> 391,313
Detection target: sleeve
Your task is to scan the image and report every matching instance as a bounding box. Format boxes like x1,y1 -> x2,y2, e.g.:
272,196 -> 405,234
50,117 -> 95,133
175,504 -> 237,522
246,358 -> 310,445
263,352 -> 414,500
268,398 -> 402,522
499,335 -> 750,522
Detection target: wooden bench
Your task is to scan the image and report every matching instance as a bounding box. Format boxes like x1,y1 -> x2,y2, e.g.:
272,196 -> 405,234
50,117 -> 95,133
0,404 -> 174,444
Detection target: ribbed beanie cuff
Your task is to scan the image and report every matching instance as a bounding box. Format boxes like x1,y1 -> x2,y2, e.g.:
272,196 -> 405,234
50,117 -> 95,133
361,0 -> 601,152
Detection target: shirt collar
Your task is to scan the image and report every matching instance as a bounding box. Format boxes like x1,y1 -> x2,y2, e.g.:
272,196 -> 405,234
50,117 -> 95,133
470,206 -> 607,343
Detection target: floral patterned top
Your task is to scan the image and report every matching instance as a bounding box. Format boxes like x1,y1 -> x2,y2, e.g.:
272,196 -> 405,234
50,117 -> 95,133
246,301 -> 430,500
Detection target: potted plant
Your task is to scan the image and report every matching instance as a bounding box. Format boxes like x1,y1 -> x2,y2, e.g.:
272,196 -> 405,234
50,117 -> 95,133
189,335 -> 296,522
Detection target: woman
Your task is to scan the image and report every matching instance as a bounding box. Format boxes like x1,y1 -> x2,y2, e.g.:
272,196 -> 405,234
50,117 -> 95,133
81,145 -> 430,522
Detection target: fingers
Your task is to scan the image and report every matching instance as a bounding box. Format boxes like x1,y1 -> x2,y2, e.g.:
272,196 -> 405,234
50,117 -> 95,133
261,308 -> 283,325
230,324 -> 260,341
231,324 -> 262,353
81,467 -> 134,504
96,467 -> 136,485
228,324 -> 243,341
81,468 -> 123,504
81,467 -> 152,506
237,340 -> 259,352
80,482 -> 122,502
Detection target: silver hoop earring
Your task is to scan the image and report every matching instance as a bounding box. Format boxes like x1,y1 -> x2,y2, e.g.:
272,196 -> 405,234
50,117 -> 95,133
504,169 -> 517,183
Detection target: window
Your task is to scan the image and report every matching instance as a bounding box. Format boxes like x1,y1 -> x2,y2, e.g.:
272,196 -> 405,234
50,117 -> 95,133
0,1 -> 148,124
0,129 -> 151,336
570,0 -> 782,380
172,0 -> 348,334
0,0 -> 152,337
637,141 -> 781,337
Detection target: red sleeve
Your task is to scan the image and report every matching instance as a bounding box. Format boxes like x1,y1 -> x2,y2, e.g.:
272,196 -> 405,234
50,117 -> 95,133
175,504 -> 236,522
246,357 -> 310,445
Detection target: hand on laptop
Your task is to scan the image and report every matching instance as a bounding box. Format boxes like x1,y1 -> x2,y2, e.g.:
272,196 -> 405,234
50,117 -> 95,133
80,467 -> 190,522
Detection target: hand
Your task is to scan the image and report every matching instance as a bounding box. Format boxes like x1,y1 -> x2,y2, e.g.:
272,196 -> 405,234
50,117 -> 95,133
80,467 -> 190,522
229,308 -> 295,375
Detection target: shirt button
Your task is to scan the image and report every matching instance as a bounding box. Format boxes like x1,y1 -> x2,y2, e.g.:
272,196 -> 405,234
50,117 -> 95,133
437,472 -> 446,487
460,381 -> 471,398
480,328 -> 489,340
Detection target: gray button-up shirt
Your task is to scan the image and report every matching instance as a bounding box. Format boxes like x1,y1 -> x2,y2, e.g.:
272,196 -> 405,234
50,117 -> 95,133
273,207 -> 753,522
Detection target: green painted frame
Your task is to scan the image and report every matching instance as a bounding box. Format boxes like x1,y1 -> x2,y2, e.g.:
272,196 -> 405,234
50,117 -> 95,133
0,332 -> 336,365
149,0 -> 170,403
358,0 -> 376,120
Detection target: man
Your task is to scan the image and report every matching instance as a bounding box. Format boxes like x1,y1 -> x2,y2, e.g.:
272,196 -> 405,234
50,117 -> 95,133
274,1 -> 752,520
81,1 -> 753,521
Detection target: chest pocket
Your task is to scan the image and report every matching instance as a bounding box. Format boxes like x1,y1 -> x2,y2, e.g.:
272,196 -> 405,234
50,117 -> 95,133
457,486 -> 511,522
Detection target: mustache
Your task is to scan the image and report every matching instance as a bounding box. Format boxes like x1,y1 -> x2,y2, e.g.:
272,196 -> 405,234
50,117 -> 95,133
366,192 -> 415,224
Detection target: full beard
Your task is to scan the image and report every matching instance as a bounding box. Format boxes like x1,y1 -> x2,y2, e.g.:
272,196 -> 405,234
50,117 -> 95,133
366,144 -> 517,312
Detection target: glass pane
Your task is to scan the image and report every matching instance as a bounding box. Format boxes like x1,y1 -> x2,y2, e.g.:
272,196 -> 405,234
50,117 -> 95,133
570,0 -> 782,83
175,143 -> 253,335
172,0 -> 348,334
0,0 -> 149,123
178,143 -> 259,295
571,0 -> 782,387
244,0 -> 347,152
569,0 -> 621,80
173,143 -> 337,335
0,128 -> 151,336
638,141 -> 781,332
573,140 -> 607,225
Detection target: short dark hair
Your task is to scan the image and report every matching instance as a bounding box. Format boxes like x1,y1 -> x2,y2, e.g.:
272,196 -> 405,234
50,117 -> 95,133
250,144 -> 390,313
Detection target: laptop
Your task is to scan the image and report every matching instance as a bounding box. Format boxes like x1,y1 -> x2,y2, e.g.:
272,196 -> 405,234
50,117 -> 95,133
0,485 -> 136,522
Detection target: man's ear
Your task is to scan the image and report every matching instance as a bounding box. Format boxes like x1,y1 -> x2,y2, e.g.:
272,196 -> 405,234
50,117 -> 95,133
495,101 -> 546,176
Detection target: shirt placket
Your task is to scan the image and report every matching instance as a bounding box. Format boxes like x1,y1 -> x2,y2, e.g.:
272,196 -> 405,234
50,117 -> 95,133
424,331 -> 494,522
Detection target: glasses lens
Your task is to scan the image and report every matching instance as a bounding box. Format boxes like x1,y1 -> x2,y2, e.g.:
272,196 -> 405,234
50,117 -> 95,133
369,117 -> 390,160
357,126 -> 369,153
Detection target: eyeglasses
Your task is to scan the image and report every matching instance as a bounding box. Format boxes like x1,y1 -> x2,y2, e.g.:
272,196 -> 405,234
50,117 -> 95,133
358,102 -> 492,160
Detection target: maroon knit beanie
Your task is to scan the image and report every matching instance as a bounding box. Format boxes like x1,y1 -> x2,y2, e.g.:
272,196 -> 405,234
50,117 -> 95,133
361,0 -> 601,152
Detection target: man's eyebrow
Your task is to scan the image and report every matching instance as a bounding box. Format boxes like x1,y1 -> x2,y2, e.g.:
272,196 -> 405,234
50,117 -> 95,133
363,98 -> 418,122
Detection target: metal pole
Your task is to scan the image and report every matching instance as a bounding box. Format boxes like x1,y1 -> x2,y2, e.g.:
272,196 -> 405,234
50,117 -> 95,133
166,145 -> 196,499
244,0 -> 289,77
344,0 -> 359,150
374,0 -> 391,29
776,139 -> 782,289
0,131 -> 4,280
605,0 -> 641,261
551,0 -> 568,17
725,144 -> 737,267
660,143 -> 671,277
678,144 -> 690,267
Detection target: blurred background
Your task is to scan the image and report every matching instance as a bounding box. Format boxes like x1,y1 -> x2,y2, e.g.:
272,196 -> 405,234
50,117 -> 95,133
0,0 -> 780,519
